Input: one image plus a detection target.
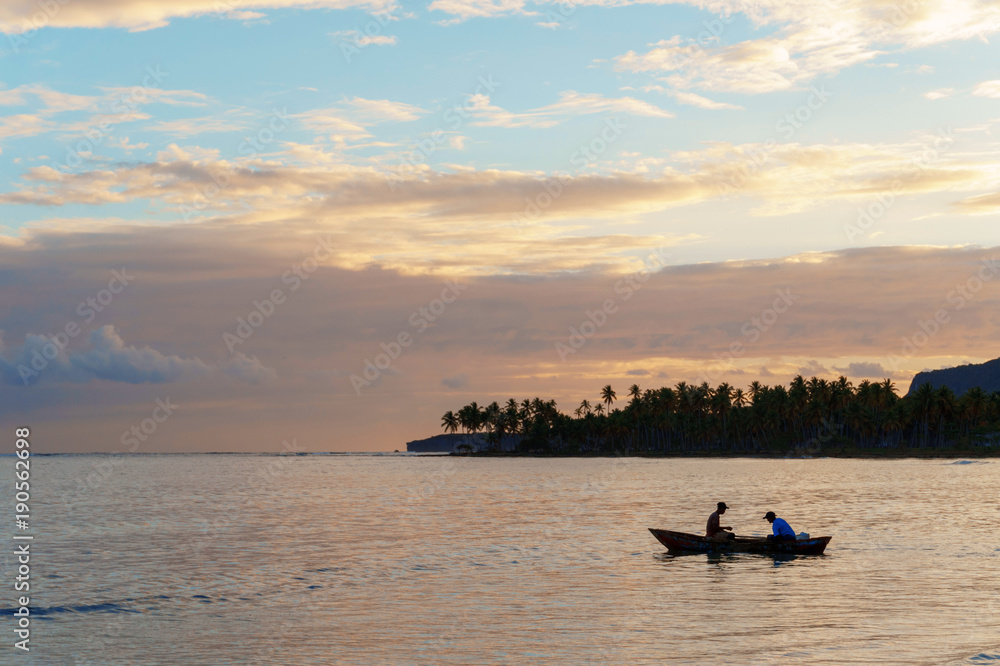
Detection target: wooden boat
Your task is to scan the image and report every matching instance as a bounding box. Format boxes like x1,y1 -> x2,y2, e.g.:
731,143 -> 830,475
649,528 -> 832,555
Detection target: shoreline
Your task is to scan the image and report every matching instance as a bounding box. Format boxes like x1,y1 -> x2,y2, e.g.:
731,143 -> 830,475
453,448 -> 1000,459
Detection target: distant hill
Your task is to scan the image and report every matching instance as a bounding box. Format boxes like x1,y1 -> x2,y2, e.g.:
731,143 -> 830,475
907,357 -> 1000,396
405,433 -> 486,453
405,433 -> 523,452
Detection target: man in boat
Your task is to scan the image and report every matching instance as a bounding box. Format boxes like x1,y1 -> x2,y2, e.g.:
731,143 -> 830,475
763,511 -> 796,542
706,502 -> 735,541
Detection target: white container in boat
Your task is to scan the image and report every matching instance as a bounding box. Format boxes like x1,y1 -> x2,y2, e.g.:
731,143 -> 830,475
796,532 -> 810,540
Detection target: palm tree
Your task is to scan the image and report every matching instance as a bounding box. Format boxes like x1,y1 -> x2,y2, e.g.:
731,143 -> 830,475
457,402 -> 482,434
441,411 -> 459,434
711,383 -> 733,448
911,383 -> 935,446
789,375 -> 808,438
960,386 -> 987,436
733,388 -> 747,408
531,397 -> 547,417
601,385 -> 617,410
934,387 -> 957,446
480,402 -> 502,449
442,376 -> 1000,454
504,398 -> 521,434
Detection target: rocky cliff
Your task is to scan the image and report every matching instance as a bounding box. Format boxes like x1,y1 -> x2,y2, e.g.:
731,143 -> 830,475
405,433 -> 486,452
907,357 -> 1000,395
405,433 -> 523,452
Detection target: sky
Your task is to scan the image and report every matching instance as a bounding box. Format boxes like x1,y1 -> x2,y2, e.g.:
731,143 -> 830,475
1,0 -> 999,452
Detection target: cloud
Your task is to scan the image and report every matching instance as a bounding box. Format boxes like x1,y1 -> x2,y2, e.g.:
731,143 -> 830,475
331,30 -> 398,46
3,132 -> 998,271
0,0 -> 393,32
0,84 -> 205,116
924,88 -> 954,100
467,91 -> 673,128
0,84 -> 212,153
428,0 -> 528,23
610,0 -> 1000,95
97,87 -> 209,107
797,359 -> 830,376
668,136 -> 991,217
17,85 -> 101,113
442,373 -> 468,388
833,362 -> 892,378
615,35 -> 816,95
0,326 -> 211,386
952,191 -> 1000,216
0,150 -> 707,226
534,91 -> 673,118
74,326 -> 213,383
359,34 -> 397,45
5,235 -> 1000,451
0,114 -> 54,143
222,352 -> 278,383
295,97 -> 426,143
0,87 -> 29,106
670,90 -> 743,110
106,136 -> 149,151
0,325 -> 277,386
147,112 -> 251,136
972,80 -> 1000,98
341,97 -> 425,122
296,110 -> 372,142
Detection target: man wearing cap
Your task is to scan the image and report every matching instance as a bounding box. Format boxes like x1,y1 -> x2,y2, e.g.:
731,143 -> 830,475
763,511 -> 796,542
706,502 -> 735,541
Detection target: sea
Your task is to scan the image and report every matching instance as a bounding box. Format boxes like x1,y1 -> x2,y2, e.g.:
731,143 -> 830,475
1,455 -> 998,664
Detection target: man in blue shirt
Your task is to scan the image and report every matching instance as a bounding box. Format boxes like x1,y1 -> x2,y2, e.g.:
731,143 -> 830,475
763,511 -> 796,542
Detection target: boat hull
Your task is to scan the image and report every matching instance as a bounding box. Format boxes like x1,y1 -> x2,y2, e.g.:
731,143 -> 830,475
649,528 -> 831,555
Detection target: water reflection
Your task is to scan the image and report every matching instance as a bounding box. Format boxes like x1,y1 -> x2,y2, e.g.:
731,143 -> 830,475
654,550 -> 827,568
3,456 -> 998,664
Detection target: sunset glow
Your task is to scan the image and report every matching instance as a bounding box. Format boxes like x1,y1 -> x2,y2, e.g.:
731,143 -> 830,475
3,0 -> 999,451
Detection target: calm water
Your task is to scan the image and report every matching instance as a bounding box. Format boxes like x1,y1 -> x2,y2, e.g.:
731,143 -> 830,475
1,455 -> 998,665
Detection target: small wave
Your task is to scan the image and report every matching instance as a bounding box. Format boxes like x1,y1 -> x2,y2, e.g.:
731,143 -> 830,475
946,460 -> 992,465
0,594 -> 174,617
0,602 -> 136,616
962,651 -> 1000,664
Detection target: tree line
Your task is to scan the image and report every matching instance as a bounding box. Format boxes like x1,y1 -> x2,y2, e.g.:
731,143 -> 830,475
440,377 -> 1000,454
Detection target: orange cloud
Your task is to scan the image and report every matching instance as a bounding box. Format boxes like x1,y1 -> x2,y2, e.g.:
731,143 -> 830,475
3,227 -> 999,451
0,0 -> 393,33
